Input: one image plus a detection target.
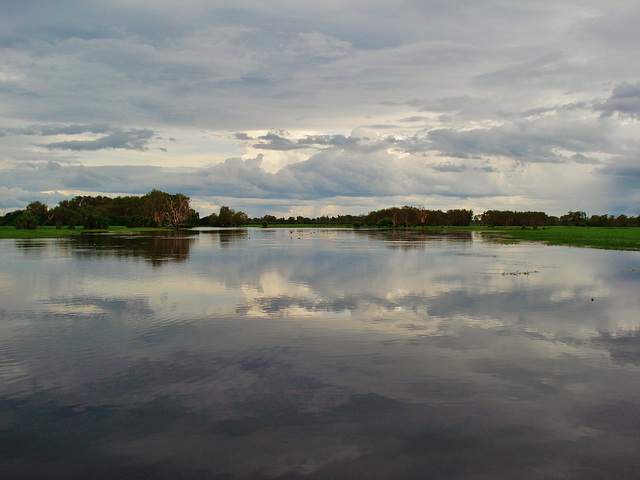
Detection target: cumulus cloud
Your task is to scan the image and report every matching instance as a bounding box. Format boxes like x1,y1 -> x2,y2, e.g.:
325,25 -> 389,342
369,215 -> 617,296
595,82 -> 640,120
0,149 -> 429,201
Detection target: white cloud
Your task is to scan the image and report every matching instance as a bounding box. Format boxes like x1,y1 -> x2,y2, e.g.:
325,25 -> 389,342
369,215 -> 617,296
1,1 -> 639,215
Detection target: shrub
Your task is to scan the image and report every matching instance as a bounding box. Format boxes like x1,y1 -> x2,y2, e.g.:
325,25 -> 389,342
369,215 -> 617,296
125,215 -> 145,228
14,212 -> 39,230
83,214 -> 110,229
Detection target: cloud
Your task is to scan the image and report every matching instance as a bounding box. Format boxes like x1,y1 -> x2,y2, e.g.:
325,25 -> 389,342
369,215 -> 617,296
418,113 -> 613,164
571,153 -> 601,165
595,82 -> 640,120
595,157 -> 640,179
427,162 -> 468,173
250,131 -> 357,151
0,123 -> 155,151
0,185 -> 63,211
398,116 -> 430,123
1,1 -> 640,215
42,128 -> 154,151
473,52 -> 579,88
0,150 -> 430,202
409,95 -> 475,113
0,123 -> 111,137
299,134 -> 354,147
284,31 -> 352,59
252,132 -> 306,151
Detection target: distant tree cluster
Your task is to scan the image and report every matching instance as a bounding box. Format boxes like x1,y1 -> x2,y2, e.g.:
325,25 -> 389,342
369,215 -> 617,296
478,210 -> 640,227
362,207 -> 474,228
249,207 -> 474,228
249,207 -> 639,228
200,206 -> 249,227
1,190 -> 199,230
572,212 -> 639,227
479,210 -> 554,227
250,213 -> 360,227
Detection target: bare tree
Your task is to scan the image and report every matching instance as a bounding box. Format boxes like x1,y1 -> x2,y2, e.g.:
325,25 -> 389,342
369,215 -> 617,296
164,193 -> 191,229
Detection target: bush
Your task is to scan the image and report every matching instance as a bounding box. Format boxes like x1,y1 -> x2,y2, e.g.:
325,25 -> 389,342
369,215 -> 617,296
84,214 -> 110,229
14,212 -> 39,230
125,215 -> 146,228
377,217 -> 394,228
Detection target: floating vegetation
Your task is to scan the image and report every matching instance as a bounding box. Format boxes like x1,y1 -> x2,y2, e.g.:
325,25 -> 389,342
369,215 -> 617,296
501,270 -> 539,276
483,270 -> 540,276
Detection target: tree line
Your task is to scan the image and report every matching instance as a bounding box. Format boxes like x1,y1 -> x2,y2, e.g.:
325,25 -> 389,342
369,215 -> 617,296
477,210 -> 640,227
2,194 -> 639,230
239,207 -> 473,227
248,207 -> 639,228
0,191 -> 256,230
1,190 -> 200,230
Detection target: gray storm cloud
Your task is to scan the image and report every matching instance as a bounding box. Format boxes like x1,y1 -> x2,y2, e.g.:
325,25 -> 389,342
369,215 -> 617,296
595,82 -> 640,119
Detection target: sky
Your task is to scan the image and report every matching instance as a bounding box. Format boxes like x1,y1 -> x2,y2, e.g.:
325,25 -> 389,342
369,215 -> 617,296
1,0 -> 639,218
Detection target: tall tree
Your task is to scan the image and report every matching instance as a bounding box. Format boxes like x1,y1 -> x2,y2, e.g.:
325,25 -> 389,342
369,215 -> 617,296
26,201 -> 49,225
232,211 -> 249,226
142,189 -> 170,227
218,206 -> 235,227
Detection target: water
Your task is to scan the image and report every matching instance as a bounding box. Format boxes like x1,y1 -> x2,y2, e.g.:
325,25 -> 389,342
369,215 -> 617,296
1,228 -> 640,479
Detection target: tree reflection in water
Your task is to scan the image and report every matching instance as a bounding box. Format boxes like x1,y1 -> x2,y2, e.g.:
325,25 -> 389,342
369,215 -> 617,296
64,231 -> 197,266
199,228 -> 249,248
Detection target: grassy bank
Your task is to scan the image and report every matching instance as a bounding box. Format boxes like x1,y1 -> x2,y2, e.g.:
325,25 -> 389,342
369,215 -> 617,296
0,226 -> 83,239
0,226 -> 172,239
489,226 -> 640,251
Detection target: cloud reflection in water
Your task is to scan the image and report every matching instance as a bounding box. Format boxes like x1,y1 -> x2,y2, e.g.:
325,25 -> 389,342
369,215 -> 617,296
1,228 -> 640,479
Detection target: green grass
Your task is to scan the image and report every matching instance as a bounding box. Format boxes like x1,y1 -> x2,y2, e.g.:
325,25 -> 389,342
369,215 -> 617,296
0,225 -> 174,239
0,225 -> 83,238
487,226 -> 640,251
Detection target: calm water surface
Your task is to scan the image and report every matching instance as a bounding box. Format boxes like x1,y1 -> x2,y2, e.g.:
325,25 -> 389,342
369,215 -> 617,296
1,228 -> 640,479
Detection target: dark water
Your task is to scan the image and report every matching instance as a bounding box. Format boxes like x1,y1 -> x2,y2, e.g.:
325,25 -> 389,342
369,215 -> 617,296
1,228 -> 640,479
